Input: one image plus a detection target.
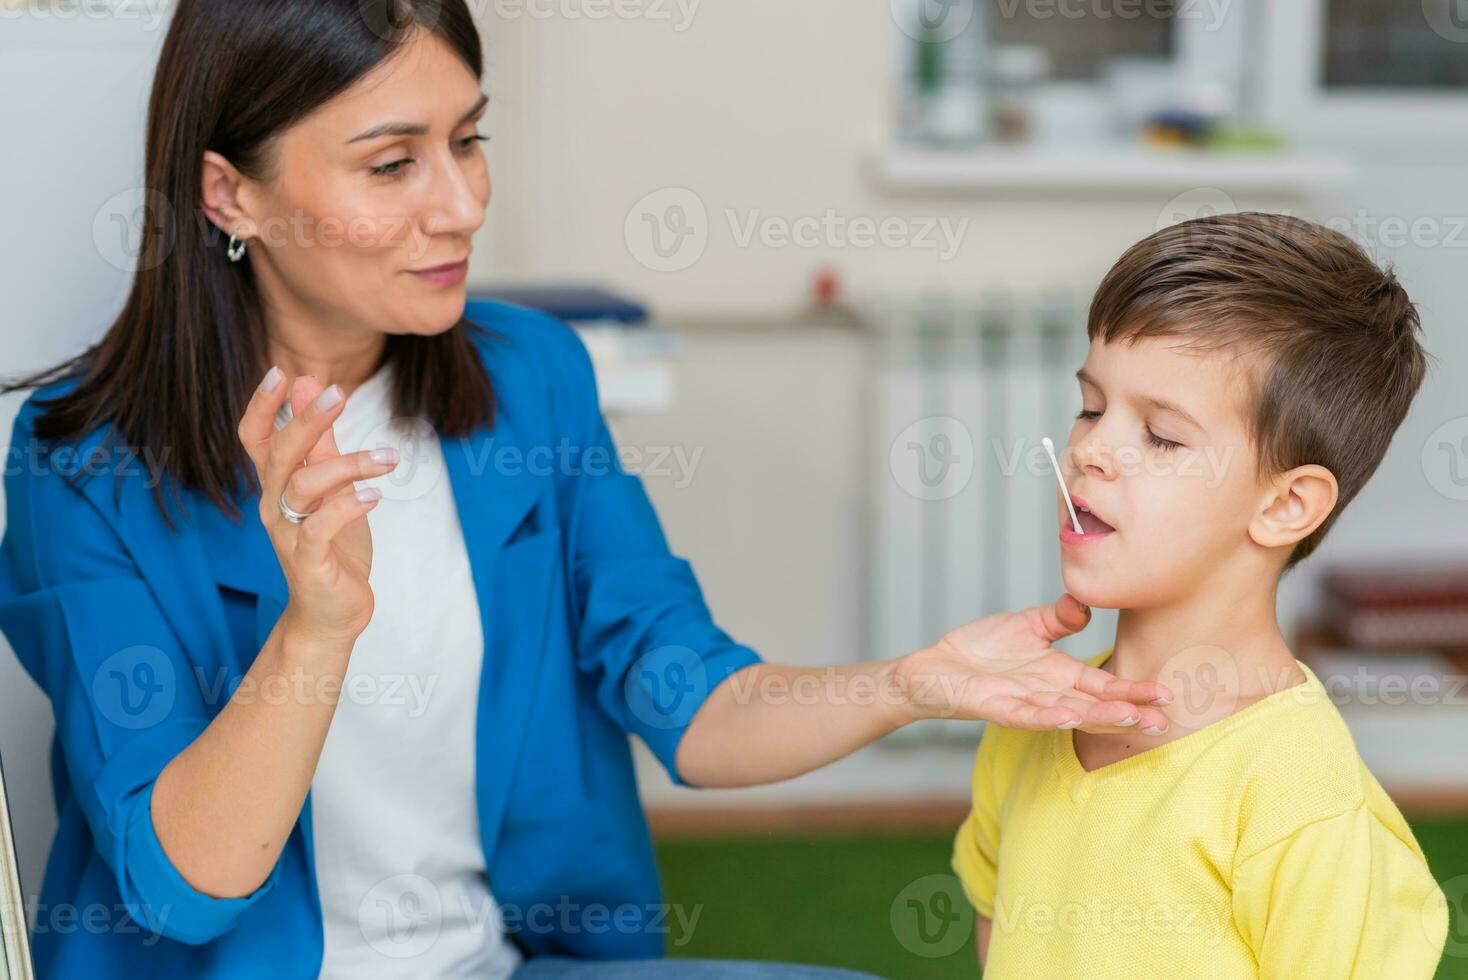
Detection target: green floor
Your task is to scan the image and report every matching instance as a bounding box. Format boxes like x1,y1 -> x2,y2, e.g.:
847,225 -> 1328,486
657,815 -> 1468,979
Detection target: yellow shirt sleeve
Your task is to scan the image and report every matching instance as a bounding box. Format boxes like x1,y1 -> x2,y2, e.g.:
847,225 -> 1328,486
1231,806 -> 1449,978
951,721 -> 1005,918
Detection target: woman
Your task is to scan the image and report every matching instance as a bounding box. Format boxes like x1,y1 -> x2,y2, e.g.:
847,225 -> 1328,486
0,1 -> 1174,976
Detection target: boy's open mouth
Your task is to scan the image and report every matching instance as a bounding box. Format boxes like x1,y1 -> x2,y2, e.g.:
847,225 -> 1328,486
1061,493 -> 1116,543
1076,507 -> 1115,535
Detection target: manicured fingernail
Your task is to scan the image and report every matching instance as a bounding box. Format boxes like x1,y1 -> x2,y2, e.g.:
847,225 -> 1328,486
1151,695 -> 1174,706
356,487 -> 382,503
313,385 -> 343,411
1117,715 -> 1140,727
1141,725 -> 1164,735
369,447 -> 399,465
259,366 -> 283,393
1056,719 -> 1081,729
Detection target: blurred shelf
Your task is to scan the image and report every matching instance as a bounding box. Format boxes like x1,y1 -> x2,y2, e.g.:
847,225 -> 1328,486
873,144 -> 1355,194
573,324 -> 678,415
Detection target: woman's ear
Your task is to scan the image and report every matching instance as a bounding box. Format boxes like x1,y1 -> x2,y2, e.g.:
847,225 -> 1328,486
1248,464 -> 1339,552
200,150 -> 257,239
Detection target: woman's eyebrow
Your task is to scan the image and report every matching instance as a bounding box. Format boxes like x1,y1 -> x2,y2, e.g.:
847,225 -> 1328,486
345,92 -> 490,144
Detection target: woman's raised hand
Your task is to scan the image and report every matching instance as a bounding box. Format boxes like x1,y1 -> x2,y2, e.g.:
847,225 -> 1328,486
895,594 -> 1175,735
237,368 -> 397,644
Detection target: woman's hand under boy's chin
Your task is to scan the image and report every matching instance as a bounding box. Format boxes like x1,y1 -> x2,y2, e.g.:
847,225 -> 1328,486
892,594 -> 1175,735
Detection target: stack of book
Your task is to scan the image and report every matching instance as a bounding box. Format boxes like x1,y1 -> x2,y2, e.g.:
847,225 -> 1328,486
1322,565 -> 1468,652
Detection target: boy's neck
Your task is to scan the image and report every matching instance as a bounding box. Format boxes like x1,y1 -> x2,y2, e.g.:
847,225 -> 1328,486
1107,564 -> 1304,702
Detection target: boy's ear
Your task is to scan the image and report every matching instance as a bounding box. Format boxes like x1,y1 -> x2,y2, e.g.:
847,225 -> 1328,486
1248,464 -> 1339,552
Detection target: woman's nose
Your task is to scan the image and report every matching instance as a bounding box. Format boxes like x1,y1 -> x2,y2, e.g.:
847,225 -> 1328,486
420,155 -> 486,238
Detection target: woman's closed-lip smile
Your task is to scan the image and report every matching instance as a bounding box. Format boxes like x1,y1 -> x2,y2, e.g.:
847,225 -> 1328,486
409,257 -> 468,286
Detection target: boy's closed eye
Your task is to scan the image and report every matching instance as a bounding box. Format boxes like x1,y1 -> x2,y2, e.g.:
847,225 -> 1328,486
1073,408 -> 1184,452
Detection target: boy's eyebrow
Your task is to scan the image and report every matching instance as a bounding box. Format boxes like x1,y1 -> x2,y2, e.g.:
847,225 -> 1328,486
1075,369 -> 1206,432
346,92 -> 490,143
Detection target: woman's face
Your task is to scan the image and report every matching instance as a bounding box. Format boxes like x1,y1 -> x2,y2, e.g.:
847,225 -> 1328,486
217,29 -> 490,340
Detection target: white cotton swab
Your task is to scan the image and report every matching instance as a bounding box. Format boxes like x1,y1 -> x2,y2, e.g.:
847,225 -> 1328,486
1041,437 -> 1084,534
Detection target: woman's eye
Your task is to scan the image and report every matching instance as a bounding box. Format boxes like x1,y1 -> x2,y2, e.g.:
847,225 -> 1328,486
1074,409 -> 1102,421
1146,427 -> 1182,451
454,133 -> 489,152
371,159 -> 411,179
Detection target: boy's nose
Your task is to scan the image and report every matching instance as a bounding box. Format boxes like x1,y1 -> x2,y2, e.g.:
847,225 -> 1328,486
1075,440 -> 1117,479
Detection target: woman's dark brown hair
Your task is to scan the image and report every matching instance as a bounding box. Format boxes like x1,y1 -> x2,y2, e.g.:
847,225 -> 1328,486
2,0 -> 494,525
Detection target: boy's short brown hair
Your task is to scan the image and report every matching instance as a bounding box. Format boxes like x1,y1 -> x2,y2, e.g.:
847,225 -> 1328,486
1087,212 -> 1429,567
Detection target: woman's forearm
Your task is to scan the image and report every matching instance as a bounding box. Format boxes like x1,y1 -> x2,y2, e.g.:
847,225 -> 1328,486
150,614 -> 353,898
674,659 -> 921,788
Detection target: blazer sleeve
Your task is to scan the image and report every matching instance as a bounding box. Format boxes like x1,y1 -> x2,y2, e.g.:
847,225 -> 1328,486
540,320 -> 763,787
0,408 -> 279,944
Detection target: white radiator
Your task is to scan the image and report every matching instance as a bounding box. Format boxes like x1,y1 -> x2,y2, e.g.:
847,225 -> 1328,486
866,294 -> 1116,674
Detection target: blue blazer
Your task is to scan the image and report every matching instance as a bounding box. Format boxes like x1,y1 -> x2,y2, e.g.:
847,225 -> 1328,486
0,301 -> 761,978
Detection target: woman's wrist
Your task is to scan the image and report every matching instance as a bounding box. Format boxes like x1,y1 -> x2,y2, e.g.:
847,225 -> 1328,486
890,644 -> 985,725
277,606 -> 358,666
887,649 -> 950,726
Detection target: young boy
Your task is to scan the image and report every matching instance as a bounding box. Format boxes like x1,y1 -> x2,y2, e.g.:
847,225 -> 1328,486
951,213 -> 1450,977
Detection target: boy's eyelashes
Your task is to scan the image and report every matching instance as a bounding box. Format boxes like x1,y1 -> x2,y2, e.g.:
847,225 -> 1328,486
1072,408 -> 1185,453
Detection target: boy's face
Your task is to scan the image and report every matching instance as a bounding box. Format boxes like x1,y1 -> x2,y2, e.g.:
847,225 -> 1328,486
1058,335 -> 1268,610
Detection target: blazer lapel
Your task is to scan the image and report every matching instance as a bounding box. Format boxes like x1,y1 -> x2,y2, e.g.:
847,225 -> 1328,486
190,489 -> 290,659
443,410 -> 556,862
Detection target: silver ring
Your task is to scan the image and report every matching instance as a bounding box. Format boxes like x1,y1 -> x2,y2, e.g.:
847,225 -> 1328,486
277,491 -> 317,524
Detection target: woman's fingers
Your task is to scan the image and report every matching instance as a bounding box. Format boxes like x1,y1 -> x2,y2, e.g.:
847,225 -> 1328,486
1071,664 -> 1175,709
1020,685 -> 1171,734
280,448 -> 399,516
293,486 -> 382,568
262,377 -> 346,503
238,366 -> 289,472
288,375 -> 346,465
969,694 -> 1077,731
1066,696 -> 1169,733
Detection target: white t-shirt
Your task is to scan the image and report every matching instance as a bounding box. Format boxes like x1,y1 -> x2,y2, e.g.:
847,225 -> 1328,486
309,362 -> 521,979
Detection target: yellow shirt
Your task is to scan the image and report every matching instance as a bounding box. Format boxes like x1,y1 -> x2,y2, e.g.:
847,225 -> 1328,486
952,650 -> 1449,979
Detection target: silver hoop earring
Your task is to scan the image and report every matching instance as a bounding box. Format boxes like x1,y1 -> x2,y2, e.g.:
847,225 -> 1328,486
227,233 -> 248,263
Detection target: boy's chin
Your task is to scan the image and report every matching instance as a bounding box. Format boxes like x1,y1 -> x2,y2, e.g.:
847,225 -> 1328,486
1060,563 -> 1150,611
